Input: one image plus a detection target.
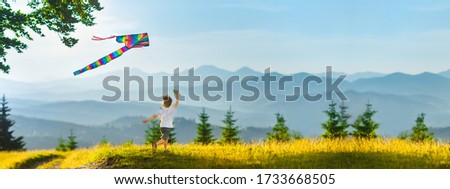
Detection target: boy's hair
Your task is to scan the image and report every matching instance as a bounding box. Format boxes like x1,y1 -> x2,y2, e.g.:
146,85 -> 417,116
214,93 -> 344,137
162,95 -> 172,108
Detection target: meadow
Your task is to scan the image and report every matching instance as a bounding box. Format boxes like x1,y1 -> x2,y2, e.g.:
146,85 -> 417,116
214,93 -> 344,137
1,139 -> 449,169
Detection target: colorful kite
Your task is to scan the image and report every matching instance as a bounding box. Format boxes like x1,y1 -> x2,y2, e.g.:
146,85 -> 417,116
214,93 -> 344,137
73,33 -> 149,76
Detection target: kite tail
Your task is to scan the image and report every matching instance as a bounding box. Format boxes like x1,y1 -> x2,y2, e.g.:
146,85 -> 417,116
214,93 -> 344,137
73,46 -> 130,76
92,35 -> 116,41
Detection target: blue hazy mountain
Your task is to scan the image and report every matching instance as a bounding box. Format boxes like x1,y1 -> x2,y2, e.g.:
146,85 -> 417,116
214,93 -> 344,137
12,115 -> 272,150
345,72 -> 385,81
0,65 -> 421,101
439,69 -> 450,78
3,65 -> 450,149
185,65 -> 234,79
8,98 -> 274,126
347,72 -> 450,99
316,71 -> 385,82
430,127 -> 450,140
235,66 -> 262,76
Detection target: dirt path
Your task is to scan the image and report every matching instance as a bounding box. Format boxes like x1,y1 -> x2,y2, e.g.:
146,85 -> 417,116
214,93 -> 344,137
12,154 -> 62,169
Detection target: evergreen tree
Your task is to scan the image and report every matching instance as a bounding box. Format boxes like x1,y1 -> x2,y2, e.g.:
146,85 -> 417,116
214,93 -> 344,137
0,95 -> 25,151
144,120 -> 161,145
122,140 -> 134,147
220,106 -> 240,144
292,131 -> 303,140
398,131 -> 410,140
56,137 -> 67,152
168,125 -> 177,144
194,108 -> 215,145
322,101 -> 339,138
321,101 -> 350,139
410,113 -> 434,142
66,129 -> 78,151
144,119 -> 177,144
352,103 -> 379,139
267,113 -> 291,142
99,135 -> 109,146
338,102 -> 351,133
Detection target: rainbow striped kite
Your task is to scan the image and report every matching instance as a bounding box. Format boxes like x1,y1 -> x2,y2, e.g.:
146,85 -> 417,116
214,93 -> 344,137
73,33 -> 149,76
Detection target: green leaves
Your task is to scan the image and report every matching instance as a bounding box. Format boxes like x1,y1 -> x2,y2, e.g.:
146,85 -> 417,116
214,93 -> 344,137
267,113 -> 291,142
195,108 -> 215,145
56,129 -> 78,151
144,120 -> 162,145
220,106 -> 240,144
352,103 -> 379,139
0,95 -> 26,151
410,113 -> 434,142
1,0 -> 103,73
321,101 -> 350,139
322,101 -> 380,139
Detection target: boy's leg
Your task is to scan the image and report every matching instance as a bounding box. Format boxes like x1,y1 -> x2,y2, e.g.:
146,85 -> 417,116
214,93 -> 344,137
163,139 -> 168,152
156,139 -> 165,146
152,141 -> 157,153
152,139 -> 165,153
154,128 -> 170,153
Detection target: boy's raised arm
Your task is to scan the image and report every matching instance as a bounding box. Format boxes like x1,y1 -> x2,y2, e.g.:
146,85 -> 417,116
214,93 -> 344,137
173,90 -> 180,109
143,114 -> 158,124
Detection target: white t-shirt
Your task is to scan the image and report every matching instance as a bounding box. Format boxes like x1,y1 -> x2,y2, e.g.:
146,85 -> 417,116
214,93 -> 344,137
156,106 -> 175,128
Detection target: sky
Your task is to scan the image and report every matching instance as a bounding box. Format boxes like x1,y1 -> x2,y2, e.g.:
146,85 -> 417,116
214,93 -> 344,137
3,0 -> 450,82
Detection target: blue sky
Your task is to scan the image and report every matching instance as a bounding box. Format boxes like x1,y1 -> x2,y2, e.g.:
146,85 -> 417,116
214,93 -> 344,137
3,0 -> 450,82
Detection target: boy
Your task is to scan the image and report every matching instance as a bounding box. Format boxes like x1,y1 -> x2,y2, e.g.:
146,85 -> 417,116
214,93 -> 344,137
143,90 -> 179,153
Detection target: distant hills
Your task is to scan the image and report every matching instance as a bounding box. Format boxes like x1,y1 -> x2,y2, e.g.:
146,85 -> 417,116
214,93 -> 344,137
345,72 -> 450,99
2,65 -> 450,102
439,69 -> 450,79
12,115 -> 272,150
2,65 -> 450,149
430,127 -> 450,140
8,99 -> 273,126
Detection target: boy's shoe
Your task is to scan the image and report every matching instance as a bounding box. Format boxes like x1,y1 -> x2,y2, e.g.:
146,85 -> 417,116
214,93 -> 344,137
152,142 -> 157,153
164,149 -> 169,153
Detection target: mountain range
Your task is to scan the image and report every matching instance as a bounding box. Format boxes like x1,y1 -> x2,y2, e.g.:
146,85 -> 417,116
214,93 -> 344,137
12,115 -> 272,150
2,65 -> 450,149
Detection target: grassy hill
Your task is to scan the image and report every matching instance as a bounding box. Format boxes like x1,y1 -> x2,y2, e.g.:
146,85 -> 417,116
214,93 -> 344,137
1,139 -> 449,169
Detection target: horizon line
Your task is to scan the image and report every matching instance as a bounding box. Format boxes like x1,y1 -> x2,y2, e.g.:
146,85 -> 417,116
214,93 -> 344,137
1,64 -> 449,83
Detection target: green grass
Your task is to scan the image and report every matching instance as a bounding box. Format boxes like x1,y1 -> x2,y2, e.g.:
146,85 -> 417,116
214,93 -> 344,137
1,139 -> 450,169
0,150 -> 63,169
